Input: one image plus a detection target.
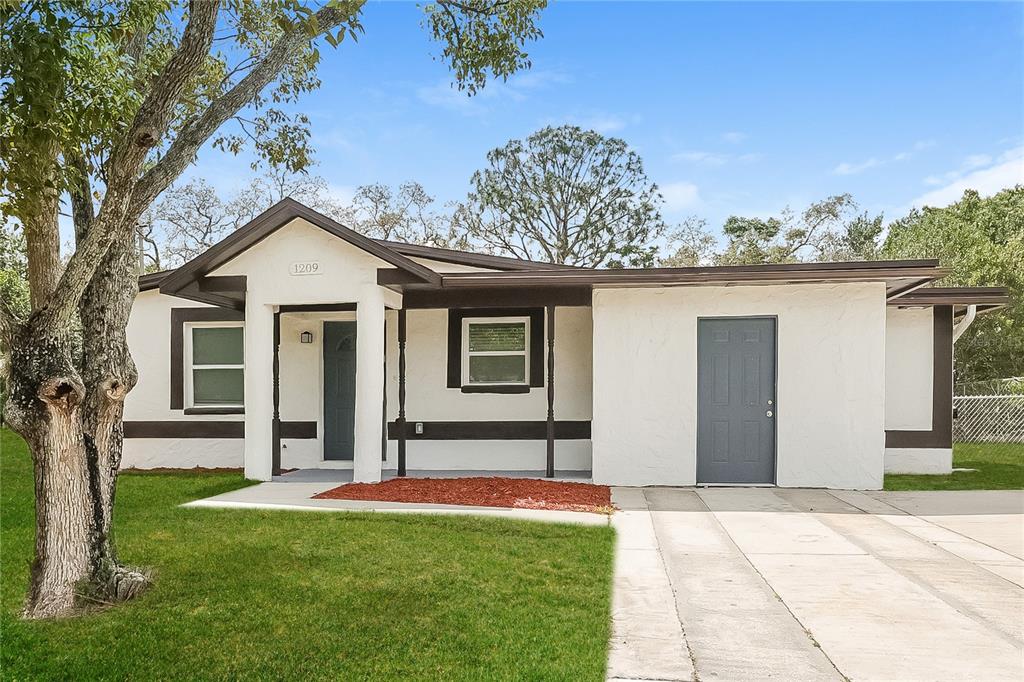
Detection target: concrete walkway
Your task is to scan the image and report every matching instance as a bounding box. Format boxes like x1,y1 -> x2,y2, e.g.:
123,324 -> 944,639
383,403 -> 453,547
183,480 -> 609,526
607,487 -> 1024,682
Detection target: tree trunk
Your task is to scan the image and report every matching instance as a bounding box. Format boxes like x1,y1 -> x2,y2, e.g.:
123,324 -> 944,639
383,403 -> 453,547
5,328 -> 93,619
77,230 -> 147,600
6,207 -> 147,617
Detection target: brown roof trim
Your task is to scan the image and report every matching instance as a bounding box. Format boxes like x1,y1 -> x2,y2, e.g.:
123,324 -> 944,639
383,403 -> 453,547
158,198 -> 441,297
138,270 -> 173,291
888,286 -> 1010,314
375,239 -> 577,271
428,259 -> 947,292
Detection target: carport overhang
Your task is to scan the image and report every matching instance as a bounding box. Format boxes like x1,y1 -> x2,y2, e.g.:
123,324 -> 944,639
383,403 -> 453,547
886,286 -> 1011,317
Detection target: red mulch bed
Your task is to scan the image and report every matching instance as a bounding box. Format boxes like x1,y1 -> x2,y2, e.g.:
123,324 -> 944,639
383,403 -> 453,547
313,477 -> 613,514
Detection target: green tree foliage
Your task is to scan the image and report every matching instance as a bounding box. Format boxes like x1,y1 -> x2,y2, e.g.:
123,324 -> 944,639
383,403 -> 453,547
883,187 -> 1024,381
457,125 -> 666,267
0,225 -> 29,320
715,194 -> 882,264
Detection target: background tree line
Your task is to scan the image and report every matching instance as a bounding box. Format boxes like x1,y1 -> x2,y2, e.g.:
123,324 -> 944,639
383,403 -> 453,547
4,125 -> 1021,386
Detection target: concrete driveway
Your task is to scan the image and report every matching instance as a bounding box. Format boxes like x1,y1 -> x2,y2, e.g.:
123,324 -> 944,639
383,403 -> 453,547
608,487 -> 1024,682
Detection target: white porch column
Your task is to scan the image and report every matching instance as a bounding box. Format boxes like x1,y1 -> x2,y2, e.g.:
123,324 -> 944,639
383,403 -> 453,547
353,291 -> 385,482
244,301 -> 275,481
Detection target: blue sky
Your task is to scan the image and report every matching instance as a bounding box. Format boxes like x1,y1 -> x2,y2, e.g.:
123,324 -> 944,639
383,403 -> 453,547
186,0 -> 1024,237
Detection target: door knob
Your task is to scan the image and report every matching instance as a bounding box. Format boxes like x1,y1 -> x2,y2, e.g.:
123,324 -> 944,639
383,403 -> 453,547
766,410 -> 773,417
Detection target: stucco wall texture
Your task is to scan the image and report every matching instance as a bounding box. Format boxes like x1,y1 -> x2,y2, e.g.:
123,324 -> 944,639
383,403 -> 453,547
591,282 -> 888,489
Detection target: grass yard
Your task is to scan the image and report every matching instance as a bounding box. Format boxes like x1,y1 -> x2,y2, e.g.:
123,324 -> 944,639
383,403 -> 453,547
885,442 -> 1024,491
0,429 -> 615,680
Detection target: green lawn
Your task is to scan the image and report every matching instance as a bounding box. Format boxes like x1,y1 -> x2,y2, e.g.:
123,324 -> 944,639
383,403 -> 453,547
0,429 -> 615,680
885,442 -> 1024,491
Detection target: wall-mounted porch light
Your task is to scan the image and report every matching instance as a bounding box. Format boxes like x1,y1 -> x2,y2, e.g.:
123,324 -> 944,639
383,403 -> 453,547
300,330 -> 314,344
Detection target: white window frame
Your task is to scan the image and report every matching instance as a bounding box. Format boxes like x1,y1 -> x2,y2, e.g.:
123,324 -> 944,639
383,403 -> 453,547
461,316 -> 530,386
184,321 -> 245,408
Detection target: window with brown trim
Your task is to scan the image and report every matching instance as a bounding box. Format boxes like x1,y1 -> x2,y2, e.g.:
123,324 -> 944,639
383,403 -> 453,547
447,308 -> 544,393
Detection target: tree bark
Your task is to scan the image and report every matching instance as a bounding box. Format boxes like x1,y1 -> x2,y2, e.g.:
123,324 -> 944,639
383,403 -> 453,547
22,141 -> 62,309
78,228 -> 146,600
4,327 -> 93,619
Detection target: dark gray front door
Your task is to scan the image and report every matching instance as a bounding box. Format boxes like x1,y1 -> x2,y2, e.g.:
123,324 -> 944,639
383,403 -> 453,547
323,321 -> 357,460
697,317 -> 776,484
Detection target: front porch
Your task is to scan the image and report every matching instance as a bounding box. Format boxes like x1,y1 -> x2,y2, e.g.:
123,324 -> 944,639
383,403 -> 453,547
260,294 -> 594,482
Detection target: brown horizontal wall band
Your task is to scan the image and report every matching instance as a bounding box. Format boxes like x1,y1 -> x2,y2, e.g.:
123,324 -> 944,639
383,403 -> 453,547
170,307 -> 245,410
460,384 -> 531,394
885,305 -> 953,449
124,421 -> 317,439
279,303 -> 357,313
125,421 -> 244,439
404,286 -> 591,309
447,308 -> 545,389
280,421 -> 317,439
386,420 -> 591,440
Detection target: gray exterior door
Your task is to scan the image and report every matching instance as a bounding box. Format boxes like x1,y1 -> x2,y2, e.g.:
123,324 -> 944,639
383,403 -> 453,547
697,317 -> 776,484
323,321 -> 357,461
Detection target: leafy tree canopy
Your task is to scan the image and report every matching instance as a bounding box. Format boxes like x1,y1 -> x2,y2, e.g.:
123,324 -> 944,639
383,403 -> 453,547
456,125 -> 667,267
883,186 -> 1024,382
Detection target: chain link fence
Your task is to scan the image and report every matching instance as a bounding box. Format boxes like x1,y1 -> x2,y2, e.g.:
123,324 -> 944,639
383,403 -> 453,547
953,377 -> 1024,457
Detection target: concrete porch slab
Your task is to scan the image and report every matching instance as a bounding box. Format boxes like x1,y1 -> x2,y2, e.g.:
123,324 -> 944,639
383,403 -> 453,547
182,480 -> 610,526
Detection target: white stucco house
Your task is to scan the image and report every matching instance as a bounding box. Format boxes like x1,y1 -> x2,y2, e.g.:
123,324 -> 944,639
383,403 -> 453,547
123,198 -> 1008,489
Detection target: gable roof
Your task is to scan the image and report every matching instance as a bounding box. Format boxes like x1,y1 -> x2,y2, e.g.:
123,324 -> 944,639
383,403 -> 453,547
157,198 -> 442,298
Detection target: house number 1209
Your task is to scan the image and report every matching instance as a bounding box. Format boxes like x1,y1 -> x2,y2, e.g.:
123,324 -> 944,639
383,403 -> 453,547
289,261 -> 321,276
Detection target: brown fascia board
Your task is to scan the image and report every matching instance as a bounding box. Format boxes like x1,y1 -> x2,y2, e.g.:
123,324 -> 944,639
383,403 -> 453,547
434,259 -> 948,289
158,198 -> 440,296
889,286 -> 1010,310
375,239 -> 578,271
138,270 -> 172,291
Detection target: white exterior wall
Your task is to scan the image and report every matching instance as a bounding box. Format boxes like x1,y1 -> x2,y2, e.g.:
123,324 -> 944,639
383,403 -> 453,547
122,290 -> 244,469
121,226 -> 594,473
591,282 -> 887,489
885,307 -> 933,430
384,307 -> 593,471
883,307 -> 952,474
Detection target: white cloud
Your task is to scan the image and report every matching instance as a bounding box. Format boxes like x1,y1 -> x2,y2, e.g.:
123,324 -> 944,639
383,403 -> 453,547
832,140 -> 934,176
562,114 -> 626,134
721,131 -> 747,144
672,150 -> 761,166
661,181 -> 701,211
673,150 -> 729,166
908,146 -> 1024,209
833,158 -> 882,175
416,69 -> 570,115
963,153 -> 992,169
